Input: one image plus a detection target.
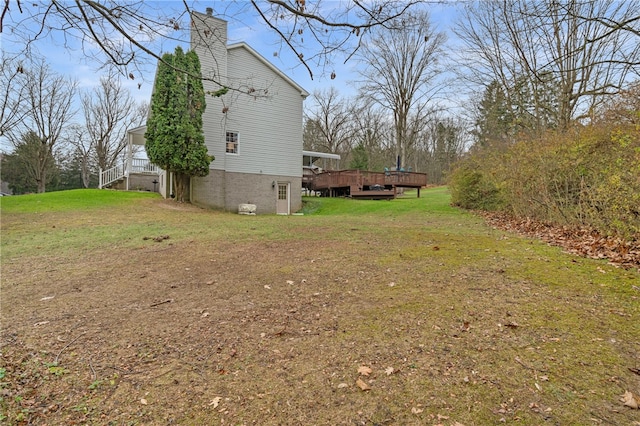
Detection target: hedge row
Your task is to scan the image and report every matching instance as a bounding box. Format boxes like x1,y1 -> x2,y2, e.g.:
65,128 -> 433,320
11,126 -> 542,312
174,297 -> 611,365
449,123 -> 640,238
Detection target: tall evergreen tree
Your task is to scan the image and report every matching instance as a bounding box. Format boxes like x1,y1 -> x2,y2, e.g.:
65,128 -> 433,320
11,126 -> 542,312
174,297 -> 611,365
145,46 -> 213,202
474,81 -> 514,148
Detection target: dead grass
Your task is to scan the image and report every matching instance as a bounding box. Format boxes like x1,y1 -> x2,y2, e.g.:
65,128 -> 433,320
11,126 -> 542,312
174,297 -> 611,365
1,189 -> 639,425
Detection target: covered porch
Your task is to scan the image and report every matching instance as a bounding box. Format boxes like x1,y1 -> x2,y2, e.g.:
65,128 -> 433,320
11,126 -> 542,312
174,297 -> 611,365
98,125 -> 169,197
302,150 -> 341,194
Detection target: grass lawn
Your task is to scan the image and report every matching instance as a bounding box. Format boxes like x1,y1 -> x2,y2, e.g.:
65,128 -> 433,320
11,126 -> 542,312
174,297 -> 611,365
1,188 -> 639,425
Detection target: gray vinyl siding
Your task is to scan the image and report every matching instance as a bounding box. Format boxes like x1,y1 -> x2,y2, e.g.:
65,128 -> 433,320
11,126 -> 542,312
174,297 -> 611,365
188,12 -> 306,213
192,12 -> 229,172
219,47 -> 304,177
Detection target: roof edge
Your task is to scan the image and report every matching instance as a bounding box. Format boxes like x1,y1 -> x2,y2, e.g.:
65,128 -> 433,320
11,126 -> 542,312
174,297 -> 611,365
303,150 -> 341,160
227,42 -> 310,98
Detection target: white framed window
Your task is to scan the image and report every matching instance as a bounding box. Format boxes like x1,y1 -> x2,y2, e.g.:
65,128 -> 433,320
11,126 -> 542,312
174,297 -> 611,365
226,131 -> 238,154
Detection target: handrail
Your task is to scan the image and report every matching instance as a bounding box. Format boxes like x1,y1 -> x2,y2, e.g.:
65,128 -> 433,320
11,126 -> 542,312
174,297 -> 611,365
99,159 -> 162,189
99,164 -> 125,188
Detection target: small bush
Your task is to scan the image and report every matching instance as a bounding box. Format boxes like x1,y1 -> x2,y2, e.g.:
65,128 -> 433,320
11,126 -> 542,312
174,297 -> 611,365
448,158 -> 505,210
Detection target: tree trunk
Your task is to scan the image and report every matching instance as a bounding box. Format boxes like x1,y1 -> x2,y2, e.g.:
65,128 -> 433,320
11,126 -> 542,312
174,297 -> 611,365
173,173 -> 190,203
37,177 -> 46,193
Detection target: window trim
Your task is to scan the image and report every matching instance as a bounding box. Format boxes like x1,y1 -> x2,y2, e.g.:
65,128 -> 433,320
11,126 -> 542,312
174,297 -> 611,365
225,131 -> 239,155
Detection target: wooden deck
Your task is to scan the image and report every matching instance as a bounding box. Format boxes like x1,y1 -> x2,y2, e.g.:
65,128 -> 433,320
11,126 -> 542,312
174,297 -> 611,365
307,169 -> 427,198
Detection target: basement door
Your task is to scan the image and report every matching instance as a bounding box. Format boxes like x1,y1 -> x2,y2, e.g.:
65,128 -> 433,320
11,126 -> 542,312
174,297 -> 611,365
276,182 -> 290,215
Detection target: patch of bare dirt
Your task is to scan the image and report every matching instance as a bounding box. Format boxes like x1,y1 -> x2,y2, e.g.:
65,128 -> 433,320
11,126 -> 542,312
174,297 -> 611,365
1,208 -> 639,425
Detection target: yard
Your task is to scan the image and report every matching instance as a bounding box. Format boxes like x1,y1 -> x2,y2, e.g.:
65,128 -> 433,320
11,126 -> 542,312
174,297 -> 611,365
1,188 -> 639,425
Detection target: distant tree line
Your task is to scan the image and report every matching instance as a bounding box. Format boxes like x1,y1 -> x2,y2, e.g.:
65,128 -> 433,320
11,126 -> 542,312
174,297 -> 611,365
1,56 -> 147,194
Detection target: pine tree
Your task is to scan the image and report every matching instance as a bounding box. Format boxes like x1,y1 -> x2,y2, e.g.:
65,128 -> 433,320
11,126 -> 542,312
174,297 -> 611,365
349,143 -> 369,170
145,47 -> 213,202
474,81 -> 514,148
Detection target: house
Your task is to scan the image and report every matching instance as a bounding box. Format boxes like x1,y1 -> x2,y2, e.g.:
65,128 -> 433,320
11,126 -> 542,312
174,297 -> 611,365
105,8 -> 310,214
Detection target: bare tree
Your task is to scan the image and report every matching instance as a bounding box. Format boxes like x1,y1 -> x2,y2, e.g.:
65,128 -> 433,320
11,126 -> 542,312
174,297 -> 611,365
82,70 -> 148,172
455,0 -> 640,130
1,1 -> 426,91
350,99 -> 394,171
65,124 -> 94,188
0,54 -> 30,140
356,10 -> 445,169
419,116 -> 467,184
7,59 -> 77,193
2,130 -> 59,193
304,87 -> 354,160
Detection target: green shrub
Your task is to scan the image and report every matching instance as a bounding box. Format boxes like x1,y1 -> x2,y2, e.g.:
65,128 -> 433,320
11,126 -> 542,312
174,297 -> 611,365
453,122 -> 640,238
448,158 -> 505,210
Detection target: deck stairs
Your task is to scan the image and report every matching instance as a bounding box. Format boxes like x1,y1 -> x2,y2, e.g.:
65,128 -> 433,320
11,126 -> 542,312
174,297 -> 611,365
99,159 -> 162,189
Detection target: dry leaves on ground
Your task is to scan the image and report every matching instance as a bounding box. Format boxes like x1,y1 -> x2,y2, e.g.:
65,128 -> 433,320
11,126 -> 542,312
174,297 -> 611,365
622,391 -> 640,409
356,378 -> 371,391
357,365 -> 373,376
481,212 -> 640,269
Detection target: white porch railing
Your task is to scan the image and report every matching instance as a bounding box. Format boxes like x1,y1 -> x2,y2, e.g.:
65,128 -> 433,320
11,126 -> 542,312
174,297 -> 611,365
99,164 -> 125,189
131,158 -> 161,174
99,158 -> 161,189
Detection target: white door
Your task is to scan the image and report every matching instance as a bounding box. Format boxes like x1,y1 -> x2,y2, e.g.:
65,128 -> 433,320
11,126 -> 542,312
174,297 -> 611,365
276,183 -> 289,215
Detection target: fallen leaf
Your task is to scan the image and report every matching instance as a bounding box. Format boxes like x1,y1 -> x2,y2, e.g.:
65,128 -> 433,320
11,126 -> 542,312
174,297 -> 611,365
358,365 -> 373,376
201,312 -> 210,317
286,280 -> 294,285
385,366 -> 395,375
411,407 -> 424,414
356,378 -> 371,391
264,285 -> 271,290
622,391 -> 640,409
209,396 -> 222,408
337,383 -> 348,389
140,398 -> 148,405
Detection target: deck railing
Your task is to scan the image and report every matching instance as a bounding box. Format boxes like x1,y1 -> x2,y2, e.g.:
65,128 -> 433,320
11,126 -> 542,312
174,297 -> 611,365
99,159 -> 161,189
310,169 -> 427,190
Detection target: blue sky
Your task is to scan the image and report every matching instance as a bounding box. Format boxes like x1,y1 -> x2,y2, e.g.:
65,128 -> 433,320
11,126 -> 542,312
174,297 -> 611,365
1,1 -> 461,152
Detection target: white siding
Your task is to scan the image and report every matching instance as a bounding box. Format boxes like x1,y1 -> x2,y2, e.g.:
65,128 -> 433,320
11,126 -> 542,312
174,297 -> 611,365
189,11 -> 306,213
222,46 -> 304,177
